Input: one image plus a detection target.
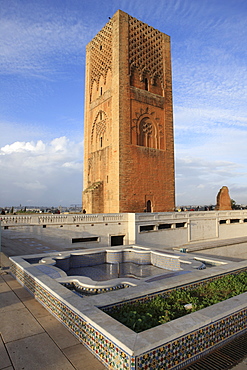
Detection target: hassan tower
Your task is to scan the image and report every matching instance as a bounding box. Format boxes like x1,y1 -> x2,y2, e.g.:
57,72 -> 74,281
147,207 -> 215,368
82,10 -> 175,213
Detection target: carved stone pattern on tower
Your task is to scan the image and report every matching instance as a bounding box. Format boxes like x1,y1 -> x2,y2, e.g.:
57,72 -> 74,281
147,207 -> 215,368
141,119 -> 153,135
96,120 -> 106,137
132,107 -> 163,149
128,15 -> 164,89
88,157 -> 93,171
91,111 -> 107,145
89,20 -> 112,97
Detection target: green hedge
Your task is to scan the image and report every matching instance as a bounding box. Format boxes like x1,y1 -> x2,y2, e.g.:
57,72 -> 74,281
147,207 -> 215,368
108,271 -> 247,332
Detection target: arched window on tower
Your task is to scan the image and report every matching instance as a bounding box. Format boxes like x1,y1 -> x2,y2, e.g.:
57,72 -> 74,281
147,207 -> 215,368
91,111 -> 107,152
138,117 -> 158,149
146,200 -> 152,212
144,77 -> 149,91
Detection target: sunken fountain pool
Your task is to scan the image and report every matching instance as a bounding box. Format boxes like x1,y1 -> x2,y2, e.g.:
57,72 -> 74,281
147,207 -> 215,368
25,246 -> 208,296
9,246 -> 247,369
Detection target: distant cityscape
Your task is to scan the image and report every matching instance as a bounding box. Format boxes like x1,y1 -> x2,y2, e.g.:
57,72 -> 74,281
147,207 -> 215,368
1,202 -> 247,215
0,204 -> 82,215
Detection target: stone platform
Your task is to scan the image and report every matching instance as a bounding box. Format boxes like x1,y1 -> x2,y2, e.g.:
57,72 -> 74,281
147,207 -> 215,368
0,254 -> 104,370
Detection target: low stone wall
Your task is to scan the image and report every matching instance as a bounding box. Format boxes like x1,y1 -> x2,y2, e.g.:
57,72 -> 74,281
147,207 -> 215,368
0,213 -> 136,248
2,210 -> 247,250
0,213 -> 127,227
135,210 -> 247,248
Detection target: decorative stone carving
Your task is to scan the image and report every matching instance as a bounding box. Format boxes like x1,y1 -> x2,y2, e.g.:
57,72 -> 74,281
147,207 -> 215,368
215,186 -> 232,210
132,107 -> 163,149
129,15 -> 164,89
91,110 -> 107,148
89,20 -> 112,98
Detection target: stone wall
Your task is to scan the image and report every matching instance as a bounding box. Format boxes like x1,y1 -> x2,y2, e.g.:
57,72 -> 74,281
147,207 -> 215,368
135,210 -> 247,248
82,10 -> 175,213
2,210 -> 247,250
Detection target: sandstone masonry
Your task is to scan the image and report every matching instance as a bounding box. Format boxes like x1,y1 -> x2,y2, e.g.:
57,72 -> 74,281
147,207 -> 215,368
83,10 -> 175,213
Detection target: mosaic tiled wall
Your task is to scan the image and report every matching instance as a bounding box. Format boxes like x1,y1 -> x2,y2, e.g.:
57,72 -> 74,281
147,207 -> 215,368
55,256 -> 70,271
151,253 -> 180,270
123,250 -> 151,264
106,250 -> 123,264
10,262 -> 132,370
136,308 -> 247,370
55,252 -> 106,271
10,259 -> 247,370
70,252 -> 105,268
64,281 -> 130,296
53,249 -> 180,271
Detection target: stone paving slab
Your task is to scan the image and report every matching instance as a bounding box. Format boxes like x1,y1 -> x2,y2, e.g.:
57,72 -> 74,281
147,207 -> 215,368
180,236 -> 247,251
2,274 -> 22,289
9,284 -> 35,301
0,267 -> 108,370
232,359 -> 247,369
62,343 -> 105,370
0,291 -> 25,313
6,332 -> 75,370
0,306 -> 45,342
1,229 -> 85,257
0,335 -> 11,369
0,252 -> 11,267
2,275 -> 35,302
22,296 -> 51,318
37,315 -> 79,350
0,275 -> 12,293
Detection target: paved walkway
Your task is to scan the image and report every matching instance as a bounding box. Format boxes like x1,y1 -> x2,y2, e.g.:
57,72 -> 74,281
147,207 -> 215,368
0,254 -> 105,370
180,235 -> 247,253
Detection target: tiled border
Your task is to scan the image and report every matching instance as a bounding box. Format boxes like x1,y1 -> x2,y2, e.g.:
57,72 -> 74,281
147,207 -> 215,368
62,281 -> 130,295
10,257 -> 247,370
136,308 -> 246,369
10,262 -> 132,370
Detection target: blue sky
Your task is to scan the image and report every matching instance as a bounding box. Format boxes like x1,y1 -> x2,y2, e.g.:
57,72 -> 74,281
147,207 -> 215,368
0,0 -> 247,207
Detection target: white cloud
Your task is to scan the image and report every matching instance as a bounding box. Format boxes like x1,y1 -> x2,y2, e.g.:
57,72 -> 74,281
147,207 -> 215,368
0,137 -> 83,206
1,140 -> 46,154
15,181 -> 47,191
0,6 -> 89,78
175,155 -> 247,206
175,122 -> 247,168
62,162 -> 82,170
50,137 -> 65,153
175,110 -> 247,206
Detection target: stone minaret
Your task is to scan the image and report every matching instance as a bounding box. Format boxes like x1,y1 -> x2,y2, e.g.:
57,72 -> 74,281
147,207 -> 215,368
83,10 -> 175,213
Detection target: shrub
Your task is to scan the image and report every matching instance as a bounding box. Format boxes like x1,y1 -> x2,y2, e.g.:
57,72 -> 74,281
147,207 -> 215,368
107,271 -> 247,332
